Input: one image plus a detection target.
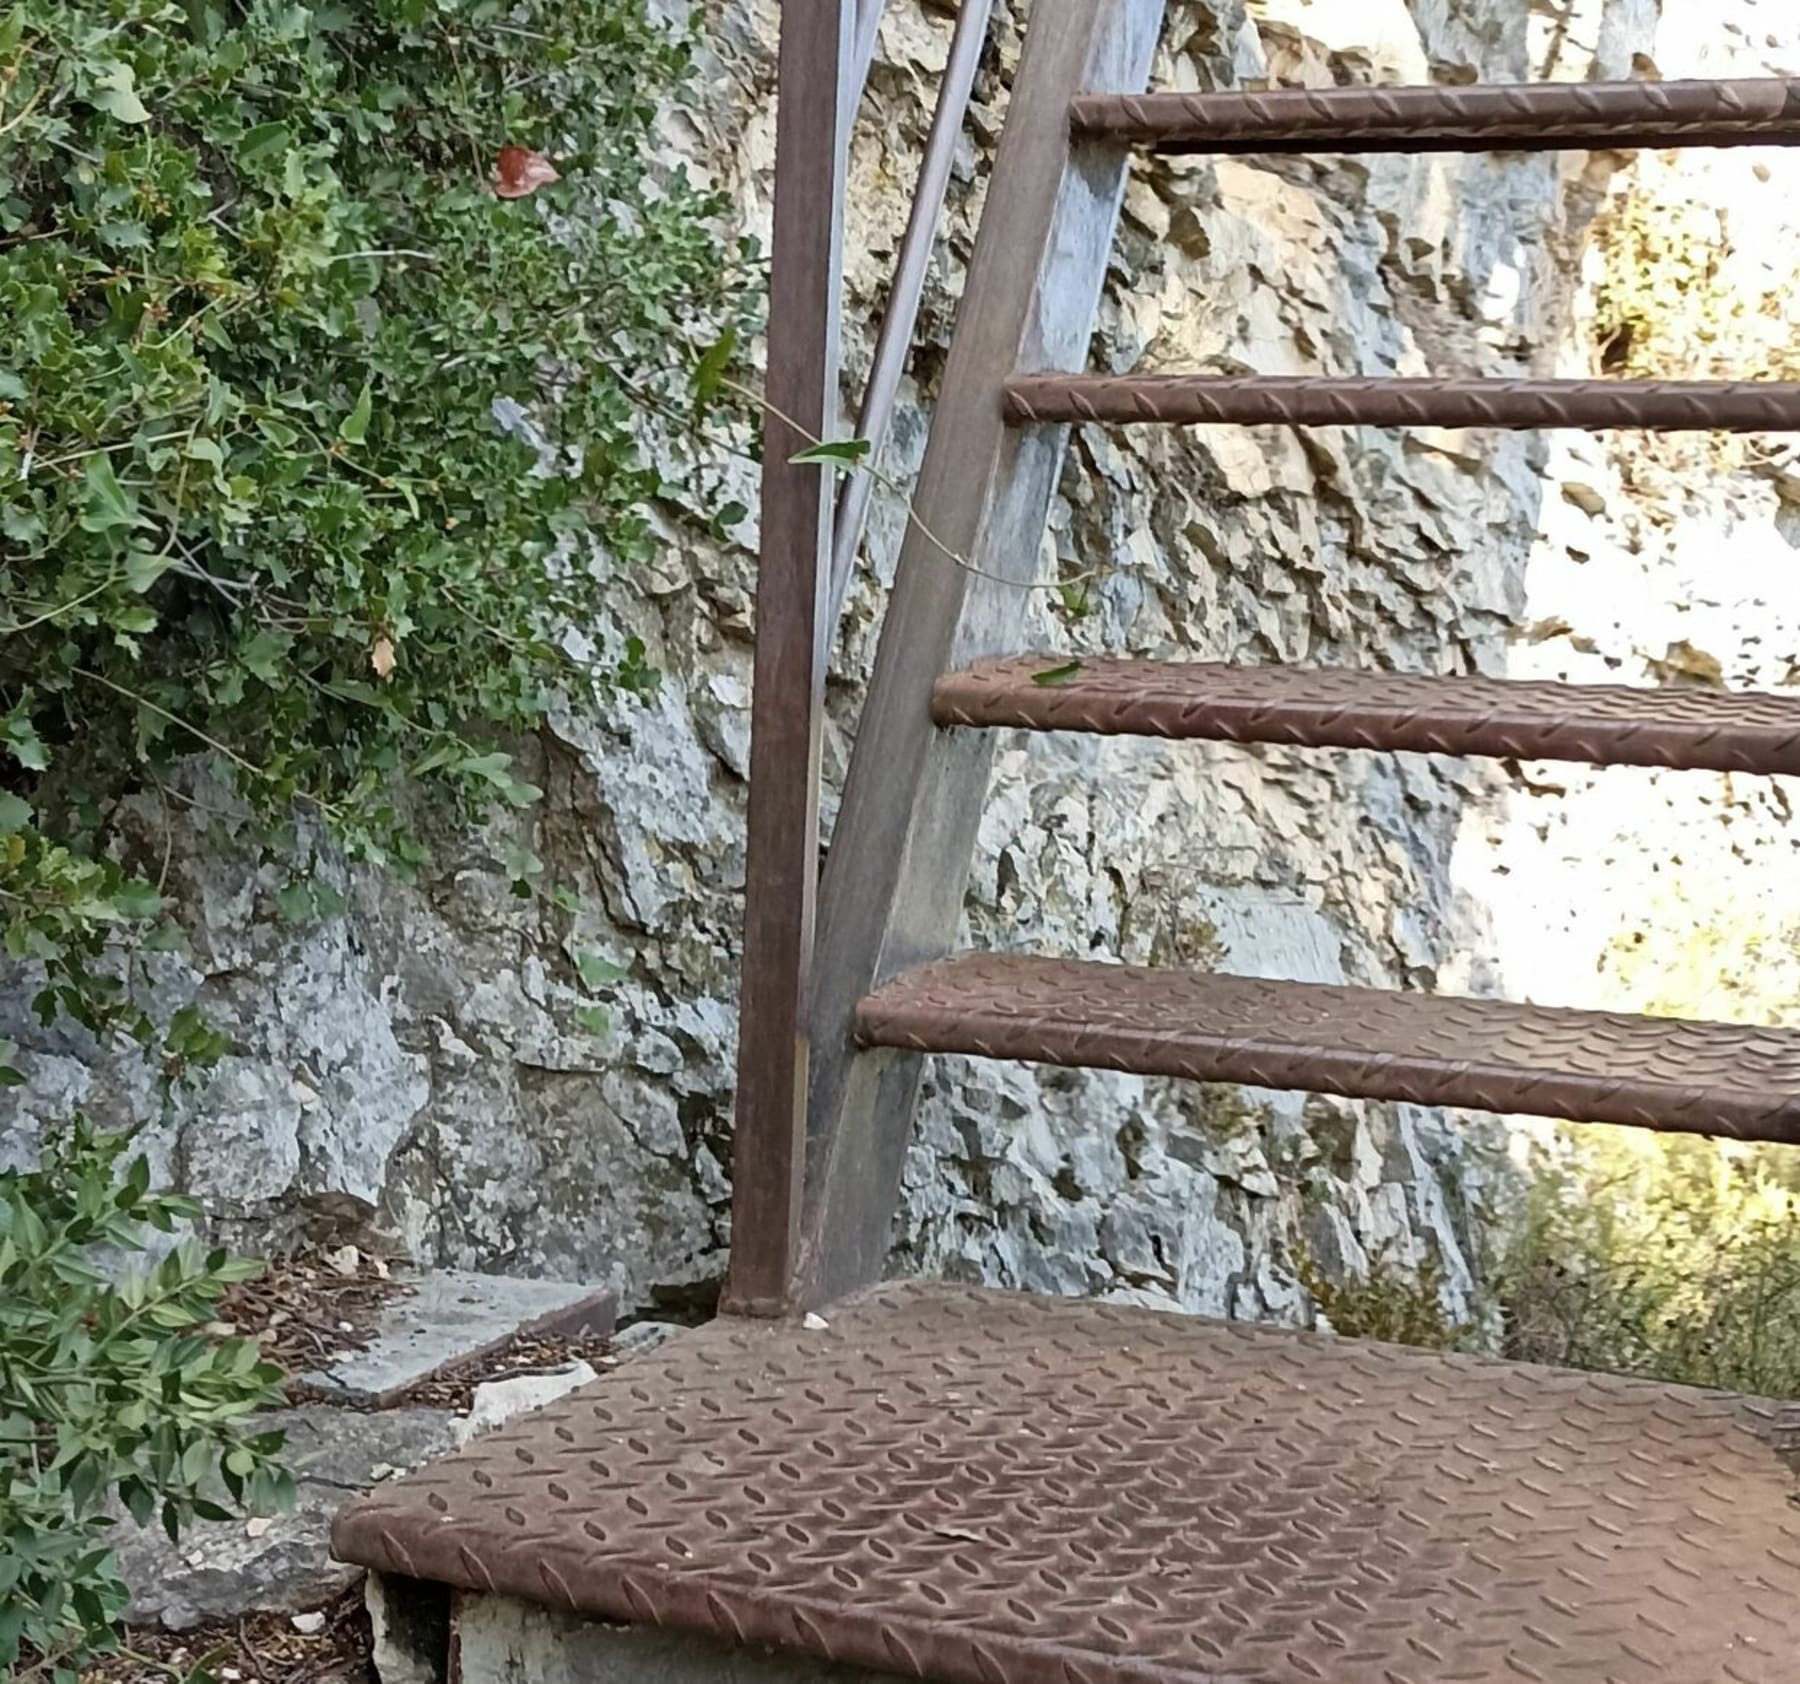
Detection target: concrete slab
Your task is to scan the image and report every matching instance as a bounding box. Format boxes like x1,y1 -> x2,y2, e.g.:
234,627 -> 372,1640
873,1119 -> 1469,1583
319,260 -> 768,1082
455,1595 -> 898,1684
302,1271 -> 616,1404
119,1406 -> 459,1629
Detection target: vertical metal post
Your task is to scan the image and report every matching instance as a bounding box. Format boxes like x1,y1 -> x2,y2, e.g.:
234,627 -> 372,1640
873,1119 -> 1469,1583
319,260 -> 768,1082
724,0 -> 857,1318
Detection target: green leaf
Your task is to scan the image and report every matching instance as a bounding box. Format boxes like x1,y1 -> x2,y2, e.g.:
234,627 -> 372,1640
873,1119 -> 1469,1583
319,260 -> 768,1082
186,437 -> 225,466
240,629 -> 292,684
97,220 -> 151,250
68,1457 -> 103,1515
573,1005 -> 609,1036
2,710 -> 48,771
339,384 -> 373,445
501,841 -> 543,886
119,1477 -> 156,1529
126,549 -> 175,592
145,919 -> 187,953
111,880 -> 164,921
93,85 -> 152,124
238,122 -> 291,165
460,751 -> 515,789
276,881 -> 315,923
0,791 -> 29,834
0,1602 -> 22,1671
692,328 -> 736,406
79,455 -> 139,532
575,952 -> 628,990
1056,580 -> 1093,619
1031,660 -> 1084,687
1,503 -> 42,543
789,438 -> 872,469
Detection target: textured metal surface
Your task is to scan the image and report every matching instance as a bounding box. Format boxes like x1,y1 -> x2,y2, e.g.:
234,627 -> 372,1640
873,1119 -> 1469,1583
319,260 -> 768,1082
933,656 -> 1800,775
857,954 -> 1800,1145
1003,373 -> 1800,432
726,0 -> 860,1316
333,1282 -> 1800,1684
1070,76 -> 1800,153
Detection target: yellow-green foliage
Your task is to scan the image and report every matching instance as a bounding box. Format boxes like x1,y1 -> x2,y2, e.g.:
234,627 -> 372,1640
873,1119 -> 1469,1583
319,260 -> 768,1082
1496,1135 -> 1800,1399
1587,174 -> 1799,497
1295,1245 -> 1473,1352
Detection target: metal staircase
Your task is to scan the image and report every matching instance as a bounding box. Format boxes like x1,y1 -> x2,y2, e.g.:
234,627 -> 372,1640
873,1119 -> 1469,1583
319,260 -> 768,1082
336,5 -> 1800,1680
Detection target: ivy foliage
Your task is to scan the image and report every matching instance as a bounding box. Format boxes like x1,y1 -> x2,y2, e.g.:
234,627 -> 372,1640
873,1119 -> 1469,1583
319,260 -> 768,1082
0,0 -> 748,1076
1,1120 -> 290,1678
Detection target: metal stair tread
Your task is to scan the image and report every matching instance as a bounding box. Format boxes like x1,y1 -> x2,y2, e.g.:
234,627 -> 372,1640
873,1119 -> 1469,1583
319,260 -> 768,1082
1003,372 -> 1800,431
332,1280 -> 1798,1684
856,954 -> 1800,1145
1070,74 -> 1800,153
932,656 -> 1800,775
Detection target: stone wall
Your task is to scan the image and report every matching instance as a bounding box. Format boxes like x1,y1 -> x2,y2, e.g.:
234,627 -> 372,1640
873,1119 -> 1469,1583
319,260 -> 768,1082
1,0 -> 1657,1319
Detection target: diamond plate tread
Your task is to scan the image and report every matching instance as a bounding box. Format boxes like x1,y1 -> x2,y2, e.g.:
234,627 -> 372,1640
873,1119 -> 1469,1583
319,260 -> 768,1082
855,954 -> 1800,1146
1069,76 -> 1800,154
933,657 -> 1800,775
330,1282 -> 1800,1684
1002,373 -> 1800,432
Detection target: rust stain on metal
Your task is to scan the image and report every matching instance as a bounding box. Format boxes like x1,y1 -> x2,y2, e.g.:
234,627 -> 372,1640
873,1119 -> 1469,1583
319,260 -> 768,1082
1071,76 -> 1800,153
1003,373 -> 1800,432
334,1282 -> 1798,1684
933,657 -> 1800,776
856,954 -> 1800,1146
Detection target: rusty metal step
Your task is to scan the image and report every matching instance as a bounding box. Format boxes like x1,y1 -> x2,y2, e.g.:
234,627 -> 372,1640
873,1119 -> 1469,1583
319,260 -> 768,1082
1004,372 -> 1800,431
333,1281 -> 1799,1684
1071,76 -> 1800,154
856,954 -> 1800,1146
933,657 -> 1800,775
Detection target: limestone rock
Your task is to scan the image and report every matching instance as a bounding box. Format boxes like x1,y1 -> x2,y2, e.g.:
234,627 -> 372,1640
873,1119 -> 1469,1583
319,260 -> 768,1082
0,0 -> 1696,1330
117,1407 -> 458,1630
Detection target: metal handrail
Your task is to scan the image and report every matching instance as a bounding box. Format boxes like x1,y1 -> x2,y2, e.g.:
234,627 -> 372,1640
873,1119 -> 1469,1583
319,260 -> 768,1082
832,0 -> 997,626
855,0 -> 886,98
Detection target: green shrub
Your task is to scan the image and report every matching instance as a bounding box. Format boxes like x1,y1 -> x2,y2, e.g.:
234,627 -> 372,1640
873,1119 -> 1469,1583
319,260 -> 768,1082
1496,1135 -> 1800,1399
1295,1242 -> 1473,1352
0,0 -> 747,1076
1,1119 -> 289,1679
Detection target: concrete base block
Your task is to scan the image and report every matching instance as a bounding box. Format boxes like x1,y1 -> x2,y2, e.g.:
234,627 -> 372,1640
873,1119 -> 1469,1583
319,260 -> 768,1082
304,1271 -> 616,1404
453,1594 -> 899,1684
367,1572 -> 452,1684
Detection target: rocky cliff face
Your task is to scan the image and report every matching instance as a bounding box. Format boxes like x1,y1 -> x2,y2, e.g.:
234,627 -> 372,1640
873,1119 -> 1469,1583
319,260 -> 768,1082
1,0 -> 1671,1319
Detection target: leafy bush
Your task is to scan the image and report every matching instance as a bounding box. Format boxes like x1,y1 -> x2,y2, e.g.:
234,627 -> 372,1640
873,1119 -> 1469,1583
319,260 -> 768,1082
1295,1242 -> 1473,1352
0,0 -> 747,1076
1,1119 -> 289,1678
1496,1135 -> 1800,1398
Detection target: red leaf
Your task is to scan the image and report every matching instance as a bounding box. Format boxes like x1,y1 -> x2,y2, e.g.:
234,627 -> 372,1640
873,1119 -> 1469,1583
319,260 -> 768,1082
494,146 -> 560,199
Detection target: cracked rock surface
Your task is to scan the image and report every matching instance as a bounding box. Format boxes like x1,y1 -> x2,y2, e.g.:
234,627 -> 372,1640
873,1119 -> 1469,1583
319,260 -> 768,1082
1,0 -> 1707,1325
115,1407 -> 460,1631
